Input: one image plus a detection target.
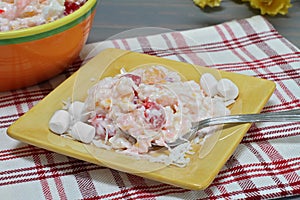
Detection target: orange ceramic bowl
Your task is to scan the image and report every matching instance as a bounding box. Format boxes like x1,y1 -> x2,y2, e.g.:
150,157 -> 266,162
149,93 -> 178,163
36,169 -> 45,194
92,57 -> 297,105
0,0 -> 98,91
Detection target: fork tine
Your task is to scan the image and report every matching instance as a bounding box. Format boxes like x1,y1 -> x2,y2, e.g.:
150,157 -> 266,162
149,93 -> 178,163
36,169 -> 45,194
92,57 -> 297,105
167,109 -> 300,148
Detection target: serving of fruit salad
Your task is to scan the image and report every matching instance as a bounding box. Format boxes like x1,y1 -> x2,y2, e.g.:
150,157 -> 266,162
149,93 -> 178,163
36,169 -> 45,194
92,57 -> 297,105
0,0 -> 87,31
49,66 -> 239,167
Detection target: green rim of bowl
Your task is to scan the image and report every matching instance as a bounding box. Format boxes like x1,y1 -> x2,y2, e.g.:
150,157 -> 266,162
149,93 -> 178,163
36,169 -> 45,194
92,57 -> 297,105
0,0 -> 98,45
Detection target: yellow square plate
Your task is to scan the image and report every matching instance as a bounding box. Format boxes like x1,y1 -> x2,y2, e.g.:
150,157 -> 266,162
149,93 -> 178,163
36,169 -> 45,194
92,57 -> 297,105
7,48 -> 275,190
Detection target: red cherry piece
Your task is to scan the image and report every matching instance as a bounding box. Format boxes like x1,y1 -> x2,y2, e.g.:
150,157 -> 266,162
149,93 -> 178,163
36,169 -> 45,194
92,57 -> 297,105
64,1 -> 87,15
123,74 -> 142,86
143,99 -> 166,129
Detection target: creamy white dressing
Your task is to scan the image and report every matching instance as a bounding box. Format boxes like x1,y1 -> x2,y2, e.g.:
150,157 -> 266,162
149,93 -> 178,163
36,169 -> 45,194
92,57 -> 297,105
49,65 -> 239,167
0,0 -> 86,31
82,66 -> 238,166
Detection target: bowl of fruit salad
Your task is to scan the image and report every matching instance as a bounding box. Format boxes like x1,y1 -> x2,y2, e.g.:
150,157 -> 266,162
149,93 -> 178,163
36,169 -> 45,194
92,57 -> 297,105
0,0 -> 98,91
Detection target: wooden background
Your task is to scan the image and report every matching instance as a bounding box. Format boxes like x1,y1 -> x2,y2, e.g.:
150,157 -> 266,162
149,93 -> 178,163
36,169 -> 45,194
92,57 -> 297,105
87,0 -> 300,49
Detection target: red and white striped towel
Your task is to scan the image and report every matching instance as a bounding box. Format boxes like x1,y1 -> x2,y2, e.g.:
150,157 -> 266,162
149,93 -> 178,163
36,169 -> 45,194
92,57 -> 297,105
1,15 -> 300,199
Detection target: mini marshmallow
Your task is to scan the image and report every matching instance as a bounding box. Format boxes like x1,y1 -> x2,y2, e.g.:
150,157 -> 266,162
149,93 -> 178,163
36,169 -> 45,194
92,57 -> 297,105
70,121 -> 96,144
68,101 -> 89,122
200,73 -> 219,97
224,99 -> 236,107
217,78 -> 239,101
212,100 -> 230,116
213,94 -> 236,106
49,109 -> 71,134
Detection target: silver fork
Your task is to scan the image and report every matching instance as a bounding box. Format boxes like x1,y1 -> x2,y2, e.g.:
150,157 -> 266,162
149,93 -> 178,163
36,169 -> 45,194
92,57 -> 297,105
167,109 -> 300,147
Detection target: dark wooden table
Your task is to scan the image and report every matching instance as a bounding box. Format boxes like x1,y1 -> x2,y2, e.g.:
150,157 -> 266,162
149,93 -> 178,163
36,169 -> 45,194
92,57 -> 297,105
88,0 -> 300,49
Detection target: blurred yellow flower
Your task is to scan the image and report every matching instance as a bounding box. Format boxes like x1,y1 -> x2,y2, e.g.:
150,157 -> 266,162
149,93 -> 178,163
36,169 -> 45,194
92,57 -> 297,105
193,0 -> 221,8
243,0 -> 292,15
193,0 -> 292,15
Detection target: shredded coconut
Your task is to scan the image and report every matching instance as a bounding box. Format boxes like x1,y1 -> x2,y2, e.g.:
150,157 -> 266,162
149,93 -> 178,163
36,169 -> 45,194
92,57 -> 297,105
49,65 -> 239,167
82,66 -> 238,167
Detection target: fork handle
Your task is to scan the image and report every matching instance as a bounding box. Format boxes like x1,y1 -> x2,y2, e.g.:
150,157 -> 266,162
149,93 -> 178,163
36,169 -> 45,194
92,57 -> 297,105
204,109 -> 300,127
